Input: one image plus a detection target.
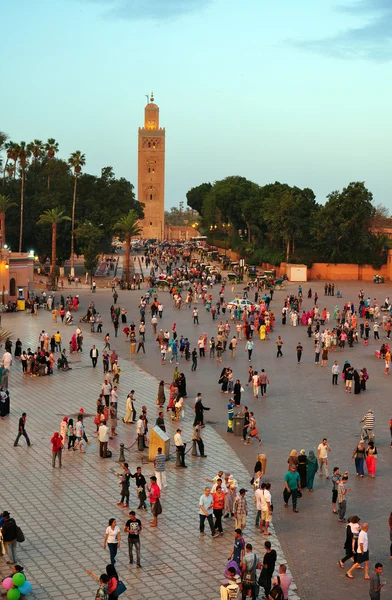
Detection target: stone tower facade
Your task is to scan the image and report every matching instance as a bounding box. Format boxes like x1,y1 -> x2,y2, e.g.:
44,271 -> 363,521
138,94 -> 165,240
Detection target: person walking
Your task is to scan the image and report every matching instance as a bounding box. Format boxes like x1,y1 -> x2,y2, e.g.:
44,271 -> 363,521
296,342 -> 303,364
90,345 -> 99,368
369,563 -> 384,599
193,422 -> 207,457
346,523 -> 370,580
258,540 -> 277,599
124,511 -> 142,568
199,487 -> 217,537
103,518 -> 121,566
241,543 -> 261,600
154,447 -> 167,489
233,488 -> 248,530
148,475 -> 161,527
1,511 -> 18,565
283,465 -> 301,513
212,482 -> 225,536
317,438 -> 331,478
191,348 -> 198,371
50,431 -> 63,468
276,336 -> 283,357
245,339 -> 254,361
193,307 -> 199,324
337,474 -> 351,522
117,462 -> 130,507
352,440 -> 366,477
332,361 -> 340,384
174,428 -> 187,467
13,412 -> 31,447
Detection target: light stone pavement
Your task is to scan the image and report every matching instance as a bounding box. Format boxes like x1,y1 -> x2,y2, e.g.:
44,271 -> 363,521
0,306 -> 299,600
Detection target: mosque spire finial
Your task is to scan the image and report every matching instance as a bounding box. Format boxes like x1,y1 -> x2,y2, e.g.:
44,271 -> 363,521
150,91 -> 154,102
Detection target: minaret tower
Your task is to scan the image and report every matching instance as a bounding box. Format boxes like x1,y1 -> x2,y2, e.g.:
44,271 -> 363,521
138,93 -> 165,240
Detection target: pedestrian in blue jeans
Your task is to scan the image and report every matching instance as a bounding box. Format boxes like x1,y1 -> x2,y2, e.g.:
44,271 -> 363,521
352,441 -> 365,477
104,519 -> 121,565
14,413 -> 31,447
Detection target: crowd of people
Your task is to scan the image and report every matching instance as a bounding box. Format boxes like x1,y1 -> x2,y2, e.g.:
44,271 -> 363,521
2,243 -> 392,600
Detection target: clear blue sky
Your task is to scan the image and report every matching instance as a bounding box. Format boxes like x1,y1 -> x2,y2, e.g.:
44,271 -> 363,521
2,0 -> 391,210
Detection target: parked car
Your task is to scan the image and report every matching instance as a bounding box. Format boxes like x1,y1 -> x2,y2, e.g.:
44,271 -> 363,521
226,298 -> 259,311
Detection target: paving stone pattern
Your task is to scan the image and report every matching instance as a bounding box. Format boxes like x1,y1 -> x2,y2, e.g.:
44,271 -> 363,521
0,306 -> 298,600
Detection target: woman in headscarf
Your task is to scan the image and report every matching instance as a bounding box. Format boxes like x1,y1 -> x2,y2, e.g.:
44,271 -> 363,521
365,441 -> 377,478
297,449 -> 307,488
157,380 -> 166,407
287,449 -> 298,469
306,450 -> 318,491
233,379 -> 242,406
361,367 -> 369,391
353,369 -> 361,394
60,417 -> 68,445
71,333 -> 78,353
177,373 -> 187,398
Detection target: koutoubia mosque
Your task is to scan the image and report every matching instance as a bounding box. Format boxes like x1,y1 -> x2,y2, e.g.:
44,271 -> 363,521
138,93 -> 165,240
137,93 -> 197,241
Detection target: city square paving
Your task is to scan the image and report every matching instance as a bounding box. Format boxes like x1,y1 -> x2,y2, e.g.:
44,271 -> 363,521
1,275 -> 392,600
0,293 -> 298,600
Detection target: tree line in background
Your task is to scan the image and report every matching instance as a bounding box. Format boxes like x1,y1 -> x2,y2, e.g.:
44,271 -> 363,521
0,131 -> 143,280
186,176 -> 392,268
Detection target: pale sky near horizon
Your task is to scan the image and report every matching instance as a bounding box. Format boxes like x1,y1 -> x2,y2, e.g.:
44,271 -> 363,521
2,0 -> 391,210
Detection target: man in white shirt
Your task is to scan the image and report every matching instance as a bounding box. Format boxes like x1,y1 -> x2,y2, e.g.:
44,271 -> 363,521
174,428 -> 187,467
255,483 -> 272,535
346,523 -> 369,580
252,372 -> 259,398
98,421 -> 109,458
317,438 -> 331,478
331,361 -> 340,385
137,416 -> 145,450
75,418 -> 85,453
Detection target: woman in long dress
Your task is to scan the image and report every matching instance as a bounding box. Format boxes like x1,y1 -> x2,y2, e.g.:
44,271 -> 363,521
297,449 -> 307,488
233,379 -> 241,406
365,442 -> 377,478
353,369 -> 361,394
306,450 -> 318,491
259,324 -> 266,341
157,380 -> 166,407
123,394 -> 133,423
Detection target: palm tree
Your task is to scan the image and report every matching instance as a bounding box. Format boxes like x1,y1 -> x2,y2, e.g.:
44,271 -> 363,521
0,195 -> 17,246
113,210 -> 142,284
37,209 -> 71,284
15,142 -> 31,252
5,163 -> 15,180
27,139 -> 43,168
68,151 -> 86,276
3,141 -> 18,184
44,138 -> 59,190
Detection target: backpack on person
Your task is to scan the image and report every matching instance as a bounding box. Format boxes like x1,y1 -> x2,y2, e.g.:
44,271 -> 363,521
268,576 -> 284,600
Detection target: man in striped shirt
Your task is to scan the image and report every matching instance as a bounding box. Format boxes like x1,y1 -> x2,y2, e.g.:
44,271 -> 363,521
360,410 -> 375,439
154,447 -> 167,489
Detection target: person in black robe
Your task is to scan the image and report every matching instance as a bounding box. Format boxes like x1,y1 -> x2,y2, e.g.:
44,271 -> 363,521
177,373 -> 187,398
193,394 -> 210,426
353,369 -> 361,394
233,379 -> 242,406
14,339 -> 22,357
297,450 -> 307,488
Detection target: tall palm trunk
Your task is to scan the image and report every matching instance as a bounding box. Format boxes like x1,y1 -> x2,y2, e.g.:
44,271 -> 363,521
0,212 -> 5,246
51,223 -> 57,284
70,174 -> 77,276
125,231 -> 130,284
19,166 -> 25,252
